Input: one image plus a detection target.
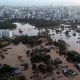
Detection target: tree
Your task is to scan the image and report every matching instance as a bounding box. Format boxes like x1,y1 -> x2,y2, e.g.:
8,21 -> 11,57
66,51 -> 80,63
31,55 -> 42,63
0,64 -> 14,74
20,76 -> 26,80
0,43 -> 3,48
47,64 -> 53,72
38,64 -> 47,73
32,64 -> 37,71
54,58 -> 62,67
42,55 -> 51,64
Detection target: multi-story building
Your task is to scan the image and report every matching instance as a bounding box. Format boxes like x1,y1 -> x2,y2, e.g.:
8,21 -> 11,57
0,30 -> 13,38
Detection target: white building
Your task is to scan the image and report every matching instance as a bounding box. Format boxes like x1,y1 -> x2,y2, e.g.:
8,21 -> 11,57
0,30 -> 13,38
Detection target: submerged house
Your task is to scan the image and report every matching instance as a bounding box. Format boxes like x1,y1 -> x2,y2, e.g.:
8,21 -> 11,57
0,30 -> 13,38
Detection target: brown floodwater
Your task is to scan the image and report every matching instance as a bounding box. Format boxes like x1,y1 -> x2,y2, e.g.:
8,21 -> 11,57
0,41 -> 80,80
0,43 -> 33,79
12,23 -> 80,53
0,23 -> 80,79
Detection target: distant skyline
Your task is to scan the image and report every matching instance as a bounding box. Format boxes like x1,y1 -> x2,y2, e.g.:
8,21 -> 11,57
0,0 -> 80,6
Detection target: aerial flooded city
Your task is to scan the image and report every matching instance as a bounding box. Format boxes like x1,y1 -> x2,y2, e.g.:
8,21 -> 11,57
0,0 -> 80,80
12,23 -> 80,52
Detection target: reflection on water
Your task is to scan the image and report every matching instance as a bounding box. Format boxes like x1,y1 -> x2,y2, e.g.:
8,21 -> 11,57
48,26 -> 80,53
12,23 -> 80,53
13,23 -> 39,36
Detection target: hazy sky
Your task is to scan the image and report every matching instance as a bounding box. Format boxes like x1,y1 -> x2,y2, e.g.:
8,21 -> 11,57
0,0 -> 80,6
